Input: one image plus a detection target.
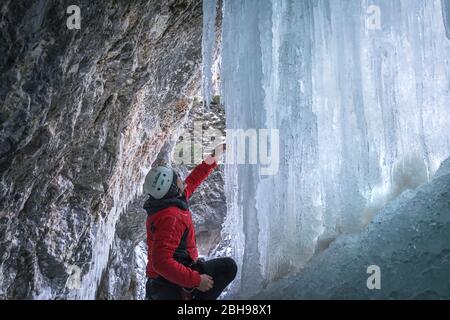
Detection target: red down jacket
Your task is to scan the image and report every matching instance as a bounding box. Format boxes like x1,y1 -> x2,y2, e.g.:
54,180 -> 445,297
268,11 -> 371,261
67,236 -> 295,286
145,157 -> 218,288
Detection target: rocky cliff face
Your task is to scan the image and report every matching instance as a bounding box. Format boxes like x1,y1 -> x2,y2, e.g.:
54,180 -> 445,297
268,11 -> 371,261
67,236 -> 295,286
0,0 -> 204,299
176,100 -> 226,257
96,99 -> 226,300
95,2 -> 225,299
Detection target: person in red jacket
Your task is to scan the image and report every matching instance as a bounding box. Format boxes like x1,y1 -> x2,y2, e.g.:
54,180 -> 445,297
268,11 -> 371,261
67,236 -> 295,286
143,143 -> 237,300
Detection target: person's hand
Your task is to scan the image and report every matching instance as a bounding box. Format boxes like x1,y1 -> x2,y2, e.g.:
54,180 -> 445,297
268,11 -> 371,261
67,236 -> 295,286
196,274 -> 214,292
212,143 -> 226,159
205,143 -> 226,165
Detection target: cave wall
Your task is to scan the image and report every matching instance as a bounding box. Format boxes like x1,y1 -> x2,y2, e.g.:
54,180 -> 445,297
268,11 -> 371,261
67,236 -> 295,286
0,0 -> 202,299
97,99 -> 227,300
175,99 -> 226,257
96,2 -> 226,299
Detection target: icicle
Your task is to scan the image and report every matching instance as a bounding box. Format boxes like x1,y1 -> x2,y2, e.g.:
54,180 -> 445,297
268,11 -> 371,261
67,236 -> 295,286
202,0 -> 217,108
443,0 -> 450,40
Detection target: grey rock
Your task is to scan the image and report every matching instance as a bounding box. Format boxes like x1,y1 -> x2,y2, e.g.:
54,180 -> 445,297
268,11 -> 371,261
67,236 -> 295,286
175,100 -> 227,257
0,0 -> 203,299
97,99 -> 227,300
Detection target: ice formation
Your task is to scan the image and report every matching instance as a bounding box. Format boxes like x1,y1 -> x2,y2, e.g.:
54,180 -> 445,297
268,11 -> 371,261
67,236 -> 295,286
443,0 -> 450,40
219,0 -> 450,297
202,0 -> 217,107
253,157 -> 450,299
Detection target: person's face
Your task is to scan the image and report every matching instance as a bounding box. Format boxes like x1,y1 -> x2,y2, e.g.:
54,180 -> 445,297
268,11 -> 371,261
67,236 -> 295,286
176,177 -> 186,195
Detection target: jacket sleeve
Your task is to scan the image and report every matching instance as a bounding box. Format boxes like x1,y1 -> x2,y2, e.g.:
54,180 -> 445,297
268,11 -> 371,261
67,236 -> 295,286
151,215 -> 201,288
184,155 -> 218,199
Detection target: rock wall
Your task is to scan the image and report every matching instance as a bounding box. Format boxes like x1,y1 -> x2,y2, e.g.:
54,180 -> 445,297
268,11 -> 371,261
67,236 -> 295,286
96,4 -> 226,298
97,97 -> 227,300
176,99 -> 226,257
0,0 -> 203,299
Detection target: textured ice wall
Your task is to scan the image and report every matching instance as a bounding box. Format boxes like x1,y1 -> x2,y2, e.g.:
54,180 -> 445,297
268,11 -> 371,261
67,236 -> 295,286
220,0 -> 450,297
443,0 -> 450,40
253,157 -> 450,299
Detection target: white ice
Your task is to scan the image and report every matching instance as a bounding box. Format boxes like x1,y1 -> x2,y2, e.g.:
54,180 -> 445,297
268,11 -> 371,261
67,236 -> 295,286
202,0 -> 217,107
253,157 -> 450,299
219,0 -> 450,297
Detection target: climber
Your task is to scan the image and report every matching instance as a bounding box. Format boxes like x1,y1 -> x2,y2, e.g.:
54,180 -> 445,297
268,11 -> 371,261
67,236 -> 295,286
143,143 -> 237,300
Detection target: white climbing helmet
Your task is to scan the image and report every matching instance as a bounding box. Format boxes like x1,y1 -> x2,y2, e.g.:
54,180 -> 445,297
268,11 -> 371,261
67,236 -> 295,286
143,166 -> 174,199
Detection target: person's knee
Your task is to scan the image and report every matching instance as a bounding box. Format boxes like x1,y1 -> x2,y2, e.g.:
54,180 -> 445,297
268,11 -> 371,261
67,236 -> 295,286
224,257 -> 237,280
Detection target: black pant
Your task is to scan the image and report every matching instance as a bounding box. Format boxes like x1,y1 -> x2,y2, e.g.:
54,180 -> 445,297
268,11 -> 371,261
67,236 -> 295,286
145,257 -> 237,300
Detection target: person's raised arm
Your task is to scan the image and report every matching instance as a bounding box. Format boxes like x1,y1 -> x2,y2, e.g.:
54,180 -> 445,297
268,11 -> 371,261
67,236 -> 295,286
184,143 -> 226,199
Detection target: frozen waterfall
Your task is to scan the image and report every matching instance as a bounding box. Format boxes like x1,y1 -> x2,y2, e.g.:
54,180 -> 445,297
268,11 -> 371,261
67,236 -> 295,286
219,0 -> 450,297
202,0 -> 217,107
253,157 -> 450,299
